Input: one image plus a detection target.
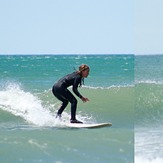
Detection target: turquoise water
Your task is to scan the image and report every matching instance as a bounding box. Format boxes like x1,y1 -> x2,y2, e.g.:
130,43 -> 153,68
135,55 -> 163,163
0,55 -> 134,163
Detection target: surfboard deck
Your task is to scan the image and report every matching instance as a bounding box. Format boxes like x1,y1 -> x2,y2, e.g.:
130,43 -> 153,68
65,122 -> 112,129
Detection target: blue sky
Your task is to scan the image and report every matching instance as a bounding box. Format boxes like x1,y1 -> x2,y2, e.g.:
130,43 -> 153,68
135,0 -> 163,54
0,0 -> 162,55
0,0 -> 133,54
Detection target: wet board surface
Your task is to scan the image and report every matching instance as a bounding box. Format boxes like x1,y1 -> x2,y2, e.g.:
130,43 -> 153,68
65,122 -> 112,129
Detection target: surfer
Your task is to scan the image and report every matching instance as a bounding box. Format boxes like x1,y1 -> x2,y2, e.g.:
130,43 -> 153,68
52,64 -> 90,123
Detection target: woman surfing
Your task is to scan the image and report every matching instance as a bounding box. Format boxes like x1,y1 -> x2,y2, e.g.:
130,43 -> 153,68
52,64 -> 90,123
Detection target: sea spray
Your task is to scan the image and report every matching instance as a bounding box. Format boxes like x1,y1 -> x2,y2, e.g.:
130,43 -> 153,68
0,83 -> 95,127
0,83 -> 55,126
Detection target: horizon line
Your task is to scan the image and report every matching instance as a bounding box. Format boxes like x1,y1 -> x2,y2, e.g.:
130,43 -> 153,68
0,53 -> 163,56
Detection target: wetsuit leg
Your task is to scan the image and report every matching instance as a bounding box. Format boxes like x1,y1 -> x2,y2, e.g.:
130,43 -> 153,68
52,87 -> 69,115
57,98 -> 69,115
59,89 -> 77,120
52,86 -> 77,120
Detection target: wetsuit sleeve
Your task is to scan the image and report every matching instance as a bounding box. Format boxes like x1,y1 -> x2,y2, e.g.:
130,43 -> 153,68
72,77 -> 83,98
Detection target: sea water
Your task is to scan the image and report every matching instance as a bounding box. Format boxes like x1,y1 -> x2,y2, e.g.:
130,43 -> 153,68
0,55 -> 134,163
135,55 -> 163,163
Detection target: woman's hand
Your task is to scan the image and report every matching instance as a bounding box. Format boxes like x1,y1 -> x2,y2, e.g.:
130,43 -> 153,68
81,97 -> 89,102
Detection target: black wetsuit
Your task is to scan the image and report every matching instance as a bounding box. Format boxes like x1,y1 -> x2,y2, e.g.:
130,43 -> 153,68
52,72 -> 83,120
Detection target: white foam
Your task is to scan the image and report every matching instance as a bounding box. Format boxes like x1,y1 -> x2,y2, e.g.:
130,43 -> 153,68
135,80 -> 163,85
135,126 -> 163,163
82,84 -> 134,90
135,156 -> 163,163
0,83 -> 93,127
0,83 -> 61,126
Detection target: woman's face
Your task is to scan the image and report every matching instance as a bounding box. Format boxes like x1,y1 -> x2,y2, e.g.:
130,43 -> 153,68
82,69 -> 90,78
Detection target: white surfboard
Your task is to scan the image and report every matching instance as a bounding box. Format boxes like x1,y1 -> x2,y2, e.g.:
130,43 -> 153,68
65,122 -> 112,129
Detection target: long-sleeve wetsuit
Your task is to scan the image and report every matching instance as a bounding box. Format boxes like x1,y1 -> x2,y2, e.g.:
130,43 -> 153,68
52,72 -> 83,120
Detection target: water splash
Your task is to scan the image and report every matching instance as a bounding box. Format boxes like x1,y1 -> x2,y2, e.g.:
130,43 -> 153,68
0,83 -> 94,127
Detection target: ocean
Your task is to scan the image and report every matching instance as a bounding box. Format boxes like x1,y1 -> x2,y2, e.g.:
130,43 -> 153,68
0,55 -> 134,163
135,55 -> 163,163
